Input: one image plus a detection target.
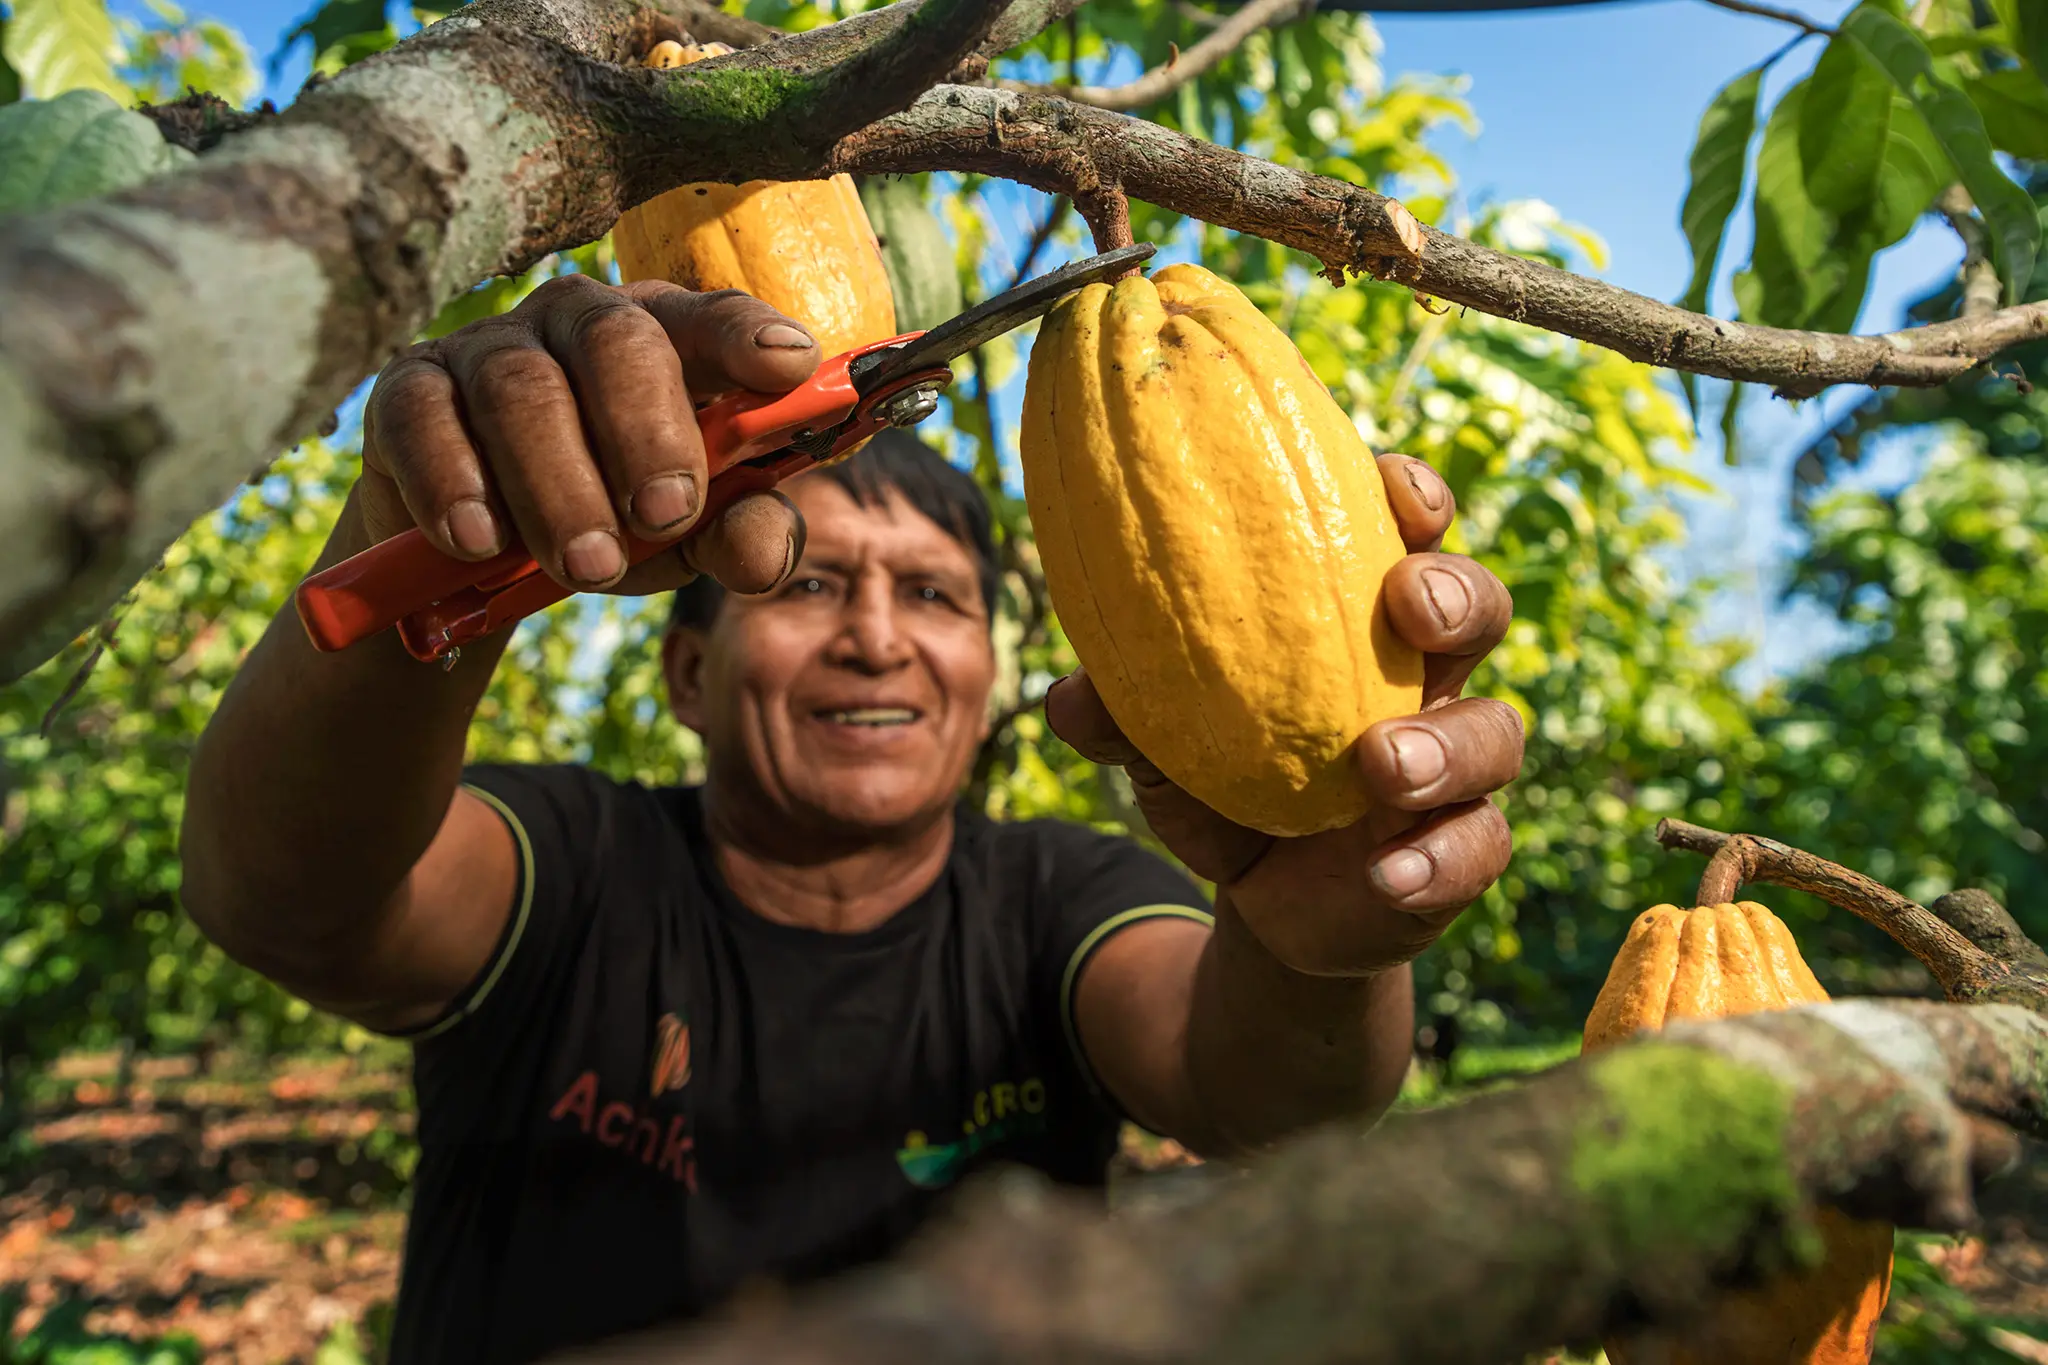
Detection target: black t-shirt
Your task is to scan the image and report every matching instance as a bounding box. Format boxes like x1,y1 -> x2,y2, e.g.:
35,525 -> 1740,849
386,763 -> 1211,1365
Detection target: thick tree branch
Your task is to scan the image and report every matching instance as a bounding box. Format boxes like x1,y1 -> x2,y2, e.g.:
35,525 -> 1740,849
1656,818 -> 2048,1011
550,1002 -> 2048,1365
0,0 -> 1078,682
998,0 -> 1317,111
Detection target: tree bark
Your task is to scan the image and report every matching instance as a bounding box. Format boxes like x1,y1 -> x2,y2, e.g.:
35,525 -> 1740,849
0,0 -> 1042,681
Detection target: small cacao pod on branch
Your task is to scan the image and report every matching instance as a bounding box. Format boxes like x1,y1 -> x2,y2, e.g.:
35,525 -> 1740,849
1585,899 -> 1894,1365
612,40 -> 898,358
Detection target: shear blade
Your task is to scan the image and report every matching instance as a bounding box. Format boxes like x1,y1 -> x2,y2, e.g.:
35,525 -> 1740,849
852,243 -> 1156,393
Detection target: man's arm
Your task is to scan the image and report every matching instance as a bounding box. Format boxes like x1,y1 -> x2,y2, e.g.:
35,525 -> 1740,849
179,278 -> 819,1034
1058,454 -> 1522,1155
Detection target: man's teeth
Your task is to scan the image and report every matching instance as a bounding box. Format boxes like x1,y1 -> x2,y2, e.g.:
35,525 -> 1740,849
825,708 -> 918,727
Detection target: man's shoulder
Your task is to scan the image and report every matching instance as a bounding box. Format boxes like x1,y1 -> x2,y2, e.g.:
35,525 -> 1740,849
461,762 -> 699,842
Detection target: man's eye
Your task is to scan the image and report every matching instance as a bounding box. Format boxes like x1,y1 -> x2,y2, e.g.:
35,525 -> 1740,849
919,586 -> 941,602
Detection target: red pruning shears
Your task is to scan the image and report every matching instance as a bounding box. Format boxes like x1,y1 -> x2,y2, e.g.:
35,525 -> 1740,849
294,243 -> 1156,664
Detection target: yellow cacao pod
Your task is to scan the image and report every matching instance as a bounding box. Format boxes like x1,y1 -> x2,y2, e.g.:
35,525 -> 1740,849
1584,901 -> 1894,1365
1019,263 -> 1424,837
612,41 -> 898,358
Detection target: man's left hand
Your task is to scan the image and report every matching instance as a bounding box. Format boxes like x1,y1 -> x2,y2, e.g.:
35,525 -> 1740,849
1044,453 -> 1521,977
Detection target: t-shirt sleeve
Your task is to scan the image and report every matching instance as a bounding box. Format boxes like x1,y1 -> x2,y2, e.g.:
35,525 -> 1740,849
393,762 -> 620,1052
1030,824 -> 1214,1107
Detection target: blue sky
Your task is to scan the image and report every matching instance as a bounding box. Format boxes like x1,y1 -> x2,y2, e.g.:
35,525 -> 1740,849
173,0 -> 1952,682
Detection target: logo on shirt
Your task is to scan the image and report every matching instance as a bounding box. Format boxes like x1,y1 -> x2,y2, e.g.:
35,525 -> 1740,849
894,1076 -> 1048,1190
651,1012 -> 692,1098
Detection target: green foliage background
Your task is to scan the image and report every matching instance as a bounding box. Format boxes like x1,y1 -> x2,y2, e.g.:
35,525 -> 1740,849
4,0 -> 2048,1356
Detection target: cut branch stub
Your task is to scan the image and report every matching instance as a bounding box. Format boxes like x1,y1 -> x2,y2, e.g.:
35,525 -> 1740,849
1658,818 -> 2048,1013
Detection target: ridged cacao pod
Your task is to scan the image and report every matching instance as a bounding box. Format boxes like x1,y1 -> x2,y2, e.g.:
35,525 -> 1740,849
1019,263 -> 1424,837
611,41 -> 898,358
1584,901 -> 1894,1365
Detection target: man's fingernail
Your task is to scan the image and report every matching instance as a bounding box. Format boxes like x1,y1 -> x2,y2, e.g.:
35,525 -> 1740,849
564,530 -> 625,585
1422,567 -> 1471,632
447,499 -> 500,557
1372,848 -> 1435,900
1127,756 -> 1168,788
1387,728 -> 1447,791
781,524 -> 804,583
755,322 -> 816,350
632,473 -> 698,531
1406,461 -> 1447,512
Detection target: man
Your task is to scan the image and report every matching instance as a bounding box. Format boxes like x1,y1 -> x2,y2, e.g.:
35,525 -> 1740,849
180,275 -> 1521,1364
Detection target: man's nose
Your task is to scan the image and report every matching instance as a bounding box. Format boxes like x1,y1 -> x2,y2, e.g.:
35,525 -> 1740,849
831,579 -> 911,671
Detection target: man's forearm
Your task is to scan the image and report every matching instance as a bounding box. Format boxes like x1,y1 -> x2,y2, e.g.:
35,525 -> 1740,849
180,489 -> 511,961
1180,894 -> 1415,1155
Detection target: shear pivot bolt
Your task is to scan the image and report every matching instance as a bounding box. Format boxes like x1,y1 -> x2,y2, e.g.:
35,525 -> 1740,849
880,387 -> 941,429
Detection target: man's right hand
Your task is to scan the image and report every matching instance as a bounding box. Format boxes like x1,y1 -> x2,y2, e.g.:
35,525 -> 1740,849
358,273 -> 823,600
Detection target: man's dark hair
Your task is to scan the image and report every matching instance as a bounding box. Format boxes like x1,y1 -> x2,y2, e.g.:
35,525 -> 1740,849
668,427 -> 1000,633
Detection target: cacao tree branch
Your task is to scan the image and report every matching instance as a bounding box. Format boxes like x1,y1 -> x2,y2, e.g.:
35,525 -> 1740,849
1695,0 -> 1836,37
1937,183 -> 2003,321
1655,818 -> 2048,1010
0,0 -> 1080,683
548,1002 -> 2048,1365
994,0 -> 1317,111
828,87 -> 2048,401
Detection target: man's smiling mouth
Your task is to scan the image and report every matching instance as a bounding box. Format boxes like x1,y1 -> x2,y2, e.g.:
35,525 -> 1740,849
817,707 -> 922,728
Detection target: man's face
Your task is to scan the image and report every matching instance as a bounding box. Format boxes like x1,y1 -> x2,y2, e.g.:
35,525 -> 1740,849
667,477 -> 997,840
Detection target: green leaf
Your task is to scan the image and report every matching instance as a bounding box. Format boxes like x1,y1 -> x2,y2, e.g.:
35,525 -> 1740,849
0,16 -> 19,106
1800,34 -> 1895,216
2,0 -> 125,101
0,87 -> 190,218
1844,4 -> 2040,304
276,0 -> 386,71
1721,380 -> 1747,467
1734,79 -> 1841,329
2009,0 -> 2048,77
1966,66 -> 2048,159
1677,64 -> 1764,323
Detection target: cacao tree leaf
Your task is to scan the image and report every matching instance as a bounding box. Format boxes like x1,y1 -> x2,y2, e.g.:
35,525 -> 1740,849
0,19 -> 20,106
0,87 -> 190,218
1864,92 -> 1945,246
1844,5 -> 2039,304
2,0 -> 125,101
859,174 -> 965,334
1734,80 -> 1843,329
275,0 -> 386,72
1676,64 -> 1764,320
1967,65 -> 2048,158
1800,34 -> 1895,217
2008,0 -> 2048,78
